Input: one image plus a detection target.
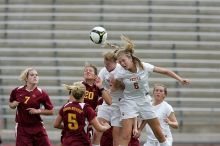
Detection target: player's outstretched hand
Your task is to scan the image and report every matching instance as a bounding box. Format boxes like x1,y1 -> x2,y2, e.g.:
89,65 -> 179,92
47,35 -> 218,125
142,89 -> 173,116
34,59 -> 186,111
101,121 -> 111,131
180,78 -> 190,85
94,75 -> 103,88
133,128 -> 141,139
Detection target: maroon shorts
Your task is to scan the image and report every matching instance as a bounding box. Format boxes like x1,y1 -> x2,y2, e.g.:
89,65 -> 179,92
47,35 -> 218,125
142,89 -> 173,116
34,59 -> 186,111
100,127 -> 140,146
62,135 -> 91,146
16,124 -> 52,146
100,128 -> 113,146
128,137 -> 140,146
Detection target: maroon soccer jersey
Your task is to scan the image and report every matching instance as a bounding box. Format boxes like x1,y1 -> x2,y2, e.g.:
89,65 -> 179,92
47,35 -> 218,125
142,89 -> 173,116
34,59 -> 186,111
59,101 -> 96,146
82,81 -> 102,110
9,86 -> 53,126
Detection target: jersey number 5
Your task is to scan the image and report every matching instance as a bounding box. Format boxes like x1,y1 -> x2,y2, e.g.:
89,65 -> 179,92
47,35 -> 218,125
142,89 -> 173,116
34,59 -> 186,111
68,113 -> 79,130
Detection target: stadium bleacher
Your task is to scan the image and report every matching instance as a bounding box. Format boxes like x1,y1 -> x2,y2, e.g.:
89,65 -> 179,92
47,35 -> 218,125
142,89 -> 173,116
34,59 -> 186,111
0,0 -> 220,145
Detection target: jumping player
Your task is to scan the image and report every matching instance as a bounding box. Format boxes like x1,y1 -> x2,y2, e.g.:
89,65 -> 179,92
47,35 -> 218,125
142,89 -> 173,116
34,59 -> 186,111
93,51 -> 140,146
107,35 -> 190,146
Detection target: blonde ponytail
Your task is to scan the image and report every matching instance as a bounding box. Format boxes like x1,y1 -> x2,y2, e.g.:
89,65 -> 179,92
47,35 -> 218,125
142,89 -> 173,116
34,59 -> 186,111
63,82 -> 86,100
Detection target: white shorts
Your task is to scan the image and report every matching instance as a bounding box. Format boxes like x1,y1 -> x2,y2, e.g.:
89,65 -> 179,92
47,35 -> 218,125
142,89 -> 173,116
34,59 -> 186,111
143,138 -> 173,146
119,97 -> 156,120
144,141 -> 160,146
97,104 -> 122,127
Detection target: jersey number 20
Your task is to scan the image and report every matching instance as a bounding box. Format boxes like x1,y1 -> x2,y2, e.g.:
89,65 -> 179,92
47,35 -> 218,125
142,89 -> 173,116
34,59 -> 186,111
85,91 -> 94,100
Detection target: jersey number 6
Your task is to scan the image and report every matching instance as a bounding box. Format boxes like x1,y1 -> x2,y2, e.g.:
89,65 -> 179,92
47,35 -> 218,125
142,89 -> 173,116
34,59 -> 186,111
133,82 -> 139,89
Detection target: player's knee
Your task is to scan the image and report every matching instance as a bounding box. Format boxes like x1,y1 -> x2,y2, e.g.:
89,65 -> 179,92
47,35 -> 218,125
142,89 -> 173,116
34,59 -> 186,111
113,136 -> 120,143
154,132 -> 166,142
121,133 -> 131,141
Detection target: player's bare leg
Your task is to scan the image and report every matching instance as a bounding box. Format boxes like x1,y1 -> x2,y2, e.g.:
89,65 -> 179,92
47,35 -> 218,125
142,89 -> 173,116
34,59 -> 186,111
147,118 -> 168,146
120,118 -> 133,146
112,126 -> 121,146
92,117 -> 108,145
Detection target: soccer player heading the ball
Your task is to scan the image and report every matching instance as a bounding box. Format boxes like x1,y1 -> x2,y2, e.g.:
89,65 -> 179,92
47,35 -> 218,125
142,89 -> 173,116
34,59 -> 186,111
106,35 -> 190,146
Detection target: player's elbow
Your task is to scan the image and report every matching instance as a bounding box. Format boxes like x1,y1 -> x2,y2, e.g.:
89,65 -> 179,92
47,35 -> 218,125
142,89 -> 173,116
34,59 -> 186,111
103,94 -> 112,105
53,121 -> 62,129
172,122 -> 179,129
105,98 -> 112,105
8,102 -> 16,109
174,124 -> 179,129
53,123 -> 59,129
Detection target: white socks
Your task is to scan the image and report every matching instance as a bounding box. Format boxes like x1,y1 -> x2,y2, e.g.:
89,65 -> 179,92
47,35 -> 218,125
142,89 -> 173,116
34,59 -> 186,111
160,140 -> 168,146
92,145 -> 100,146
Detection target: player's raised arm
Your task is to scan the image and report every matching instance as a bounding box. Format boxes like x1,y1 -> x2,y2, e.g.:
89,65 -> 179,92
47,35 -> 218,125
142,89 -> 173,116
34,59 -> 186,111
153,66 -> 190,85
95,75 -> 112,105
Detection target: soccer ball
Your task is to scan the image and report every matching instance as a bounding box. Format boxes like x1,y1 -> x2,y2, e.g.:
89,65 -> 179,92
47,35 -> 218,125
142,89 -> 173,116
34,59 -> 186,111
90,26 -> 107,44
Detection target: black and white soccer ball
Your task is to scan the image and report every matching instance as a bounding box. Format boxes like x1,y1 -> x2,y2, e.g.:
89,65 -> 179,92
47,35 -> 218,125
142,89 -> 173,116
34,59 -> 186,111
90,26 -> 107,44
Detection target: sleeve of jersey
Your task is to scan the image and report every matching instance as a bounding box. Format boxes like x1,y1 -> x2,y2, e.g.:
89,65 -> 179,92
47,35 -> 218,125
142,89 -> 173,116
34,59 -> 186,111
143,62 -> 155,72
98,68 -> 105,79
166,103 -> 174,116
42,91 -> 54,110
59,106 -> 64,117
85,105 -> 97,122
9,88 -> 17,102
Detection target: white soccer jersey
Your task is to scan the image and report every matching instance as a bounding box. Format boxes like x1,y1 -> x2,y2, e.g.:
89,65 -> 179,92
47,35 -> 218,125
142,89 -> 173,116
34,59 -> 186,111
145,101 -> 174,141
114,62 -> 154,100
98,63 -> 123,105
